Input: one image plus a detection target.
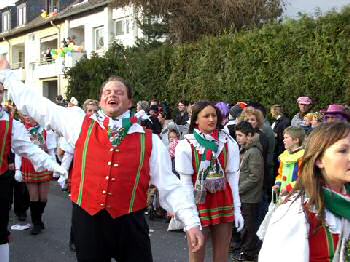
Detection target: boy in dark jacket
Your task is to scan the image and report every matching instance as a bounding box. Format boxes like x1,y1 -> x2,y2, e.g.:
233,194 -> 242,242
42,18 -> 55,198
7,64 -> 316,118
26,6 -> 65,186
233,121 -> 264,261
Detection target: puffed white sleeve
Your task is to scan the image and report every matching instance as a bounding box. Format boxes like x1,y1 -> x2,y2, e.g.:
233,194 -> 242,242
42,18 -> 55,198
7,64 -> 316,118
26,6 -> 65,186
149,134 -> 200,231
175,139 -> 196,212
14,153 -> 22,171
175,139 -> 194,175
11,120 -> 62,173
226,137 -> 241,207
1,70 -> 84,146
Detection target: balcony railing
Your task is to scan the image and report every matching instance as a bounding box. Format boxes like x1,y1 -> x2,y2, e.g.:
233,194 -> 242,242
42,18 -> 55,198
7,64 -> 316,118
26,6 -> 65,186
11,61 -> 25,70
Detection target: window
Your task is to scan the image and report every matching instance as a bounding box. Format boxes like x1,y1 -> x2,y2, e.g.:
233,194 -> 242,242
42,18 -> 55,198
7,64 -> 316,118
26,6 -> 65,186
115,20 -> 124,36
18,51 -> 24,68
2,11 -> 10,32
94,27 -> 104,50
48,0 -> 59,13
114,18 -> 133,36
17,4 -> 26,26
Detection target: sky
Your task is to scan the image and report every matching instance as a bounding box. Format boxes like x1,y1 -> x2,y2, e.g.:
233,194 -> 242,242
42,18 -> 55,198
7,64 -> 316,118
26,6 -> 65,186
0,0 -> 349,18
283,0 -> 350,18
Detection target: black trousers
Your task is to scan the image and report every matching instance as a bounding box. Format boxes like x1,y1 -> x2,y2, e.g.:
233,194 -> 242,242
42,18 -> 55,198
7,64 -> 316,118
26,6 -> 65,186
9,174 -> 29,217
232,202 -> 259,257
72,204 -> 153,262
0,172 -> 11,244
240,203 -> 259,257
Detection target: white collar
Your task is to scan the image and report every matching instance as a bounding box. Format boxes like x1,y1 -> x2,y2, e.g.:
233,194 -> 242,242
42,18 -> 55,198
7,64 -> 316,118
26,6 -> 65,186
184,129 -> 229,156
90,110 -> 144,134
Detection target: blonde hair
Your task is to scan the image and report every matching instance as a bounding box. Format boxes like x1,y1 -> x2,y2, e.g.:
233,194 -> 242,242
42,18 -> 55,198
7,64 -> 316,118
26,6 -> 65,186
304,113 -> 314,122
312,112 -> 323,123
83,99 -> 99,112
239,107 -> 264,129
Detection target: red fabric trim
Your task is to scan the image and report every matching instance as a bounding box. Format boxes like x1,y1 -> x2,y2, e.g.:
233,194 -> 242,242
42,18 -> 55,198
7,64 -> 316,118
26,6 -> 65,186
190,137 -> 234,226
0,114 -> 13,175
307,209 -> 340,261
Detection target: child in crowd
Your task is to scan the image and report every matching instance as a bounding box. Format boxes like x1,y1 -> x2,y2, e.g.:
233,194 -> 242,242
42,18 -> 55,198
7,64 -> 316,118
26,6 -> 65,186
168,129 -> 180,177
310,112 -> 323,129
301,113 -> 313,134
273,126 -> 305,195
233,121 -> 264,261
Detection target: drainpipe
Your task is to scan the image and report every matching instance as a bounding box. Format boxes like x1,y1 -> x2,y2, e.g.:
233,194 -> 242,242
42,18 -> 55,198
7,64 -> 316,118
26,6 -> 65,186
50,20 -> 62,97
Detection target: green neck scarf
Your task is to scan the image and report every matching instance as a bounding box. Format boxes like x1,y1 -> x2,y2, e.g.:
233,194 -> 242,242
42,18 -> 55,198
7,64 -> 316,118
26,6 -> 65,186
193,130 -> 218,153
323,184 -> 350,221
106,110 -> 136,147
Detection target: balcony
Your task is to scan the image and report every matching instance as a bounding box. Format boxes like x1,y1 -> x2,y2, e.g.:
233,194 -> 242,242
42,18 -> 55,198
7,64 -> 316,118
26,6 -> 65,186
33,58 -> 65,79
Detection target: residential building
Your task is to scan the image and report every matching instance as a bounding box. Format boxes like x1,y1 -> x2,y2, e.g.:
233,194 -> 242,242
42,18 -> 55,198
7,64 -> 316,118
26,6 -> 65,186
0,0 -> 143,102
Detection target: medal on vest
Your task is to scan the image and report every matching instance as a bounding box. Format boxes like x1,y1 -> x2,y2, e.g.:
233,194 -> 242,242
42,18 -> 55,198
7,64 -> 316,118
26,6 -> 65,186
107,116 -> 138,147
28,125 -> 45,146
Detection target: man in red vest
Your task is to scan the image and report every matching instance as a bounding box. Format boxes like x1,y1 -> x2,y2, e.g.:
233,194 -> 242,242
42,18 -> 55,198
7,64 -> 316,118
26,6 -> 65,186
0,60 -> 204,262
0,83 -> 67,262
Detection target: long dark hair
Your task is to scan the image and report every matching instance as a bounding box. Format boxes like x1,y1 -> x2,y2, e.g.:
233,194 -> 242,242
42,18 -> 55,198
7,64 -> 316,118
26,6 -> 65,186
189,101 -> 223,134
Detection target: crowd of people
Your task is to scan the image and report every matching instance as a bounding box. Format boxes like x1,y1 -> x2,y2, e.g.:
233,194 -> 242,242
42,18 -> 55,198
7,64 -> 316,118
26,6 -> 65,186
0,56 -> 350,262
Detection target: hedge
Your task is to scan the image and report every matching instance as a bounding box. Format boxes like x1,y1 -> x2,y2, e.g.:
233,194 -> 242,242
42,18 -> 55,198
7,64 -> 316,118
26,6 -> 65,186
65,6 -> 350,117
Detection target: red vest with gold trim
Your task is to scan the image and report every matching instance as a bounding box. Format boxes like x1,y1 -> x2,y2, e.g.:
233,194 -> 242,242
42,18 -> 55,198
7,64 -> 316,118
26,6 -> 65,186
70,116 -> 153,218
0,114 -> 13,175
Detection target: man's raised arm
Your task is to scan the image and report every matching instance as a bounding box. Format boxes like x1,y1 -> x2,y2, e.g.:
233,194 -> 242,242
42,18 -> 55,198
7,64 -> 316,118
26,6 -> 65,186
0,59 -> 84,145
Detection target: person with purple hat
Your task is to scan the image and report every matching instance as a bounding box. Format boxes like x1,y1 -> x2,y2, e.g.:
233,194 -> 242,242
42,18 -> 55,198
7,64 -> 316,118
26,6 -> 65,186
323,104 -> 350,123
291,96 -> 313,127
215,102 -> 230,126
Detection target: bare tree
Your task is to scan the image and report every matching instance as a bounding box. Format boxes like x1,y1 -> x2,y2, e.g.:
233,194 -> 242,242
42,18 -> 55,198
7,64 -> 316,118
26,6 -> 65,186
110,0 -> 284,43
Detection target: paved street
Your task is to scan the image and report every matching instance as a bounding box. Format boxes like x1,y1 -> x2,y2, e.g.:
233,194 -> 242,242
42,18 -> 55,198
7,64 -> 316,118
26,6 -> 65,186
8,183 -> 230,262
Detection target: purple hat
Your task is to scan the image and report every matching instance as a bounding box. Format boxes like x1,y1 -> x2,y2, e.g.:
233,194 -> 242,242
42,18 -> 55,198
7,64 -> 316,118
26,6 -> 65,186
324,104 -> 349,115
215,102 -> 230,118
297,96 -> 312,105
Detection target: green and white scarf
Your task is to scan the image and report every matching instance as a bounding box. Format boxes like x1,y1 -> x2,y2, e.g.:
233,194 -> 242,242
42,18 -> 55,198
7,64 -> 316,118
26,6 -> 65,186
193,129 -> 226,204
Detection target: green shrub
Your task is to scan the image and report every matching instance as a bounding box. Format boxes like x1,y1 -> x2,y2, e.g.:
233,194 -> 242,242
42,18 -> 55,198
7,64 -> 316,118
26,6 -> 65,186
65,6 -> 350,116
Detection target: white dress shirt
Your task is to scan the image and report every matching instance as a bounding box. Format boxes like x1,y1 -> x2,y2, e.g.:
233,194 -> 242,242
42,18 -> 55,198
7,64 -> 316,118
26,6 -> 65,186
2,70 -> 200,231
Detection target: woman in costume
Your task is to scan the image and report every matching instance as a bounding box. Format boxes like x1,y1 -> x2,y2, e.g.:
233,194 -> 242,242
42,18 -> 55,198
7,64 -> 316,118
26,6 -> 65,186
259,122 -> 350,262
15,115 -> 57,235
175,101 -> 243,262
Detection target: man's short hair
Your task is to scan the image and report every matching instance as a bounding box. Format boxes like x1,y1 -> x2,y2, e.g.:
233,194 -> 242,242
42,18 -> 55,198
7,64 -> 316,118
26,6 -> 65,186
99,76 -> 133,99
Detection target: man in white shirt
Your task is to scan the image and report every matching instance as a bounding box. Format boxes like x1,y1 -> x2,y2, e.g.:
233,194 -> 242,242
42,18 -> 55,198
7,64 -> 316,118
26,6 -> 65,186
0,59 -> 203,262
0,83 -> 66,262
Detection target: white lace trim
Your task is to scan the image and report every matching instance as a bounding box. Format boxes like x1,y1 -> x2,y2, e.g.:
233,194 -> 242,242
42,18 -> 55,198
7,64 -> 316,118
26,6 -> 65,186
89,110 -> 144,134
184,129 -> 229,157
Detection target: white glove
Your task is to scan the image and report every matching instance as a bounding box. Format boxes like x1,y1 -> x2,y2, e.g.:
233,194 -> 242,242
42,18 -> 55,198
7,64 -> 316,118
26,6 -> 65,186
53,164 -> 68,179
14,170 -> 23,182
234,208 -> 244,232
57,176 -> 66,189
52,172 -> 60,178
